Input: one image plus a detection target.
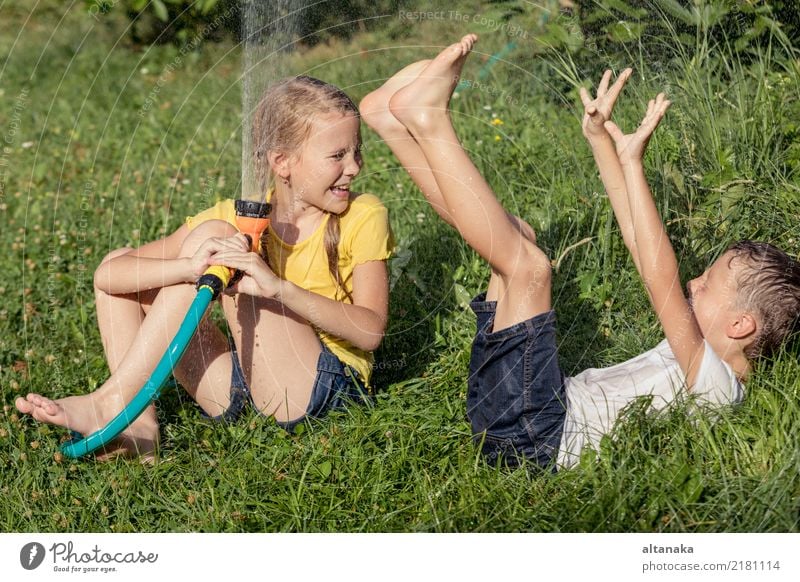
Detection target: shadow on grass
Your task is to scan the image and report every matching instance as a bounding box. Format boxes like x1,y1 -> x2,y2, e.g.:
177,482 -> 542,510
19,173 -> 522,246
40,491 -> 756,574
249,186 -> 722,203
373,221 -> 465,388
374,211 -> 615,389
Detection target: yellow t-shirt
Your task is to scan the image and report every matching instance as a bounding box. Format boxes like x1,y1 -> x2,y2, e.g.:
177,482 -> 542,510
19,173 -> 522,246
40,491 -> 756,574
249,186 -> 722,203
185,193 -> 394,387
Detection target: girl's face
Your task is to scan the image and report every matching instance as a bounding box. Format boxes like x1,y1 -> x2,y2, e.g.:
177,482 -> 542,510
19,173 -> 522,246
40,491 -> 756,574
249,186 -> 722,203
284,111 -> 362,214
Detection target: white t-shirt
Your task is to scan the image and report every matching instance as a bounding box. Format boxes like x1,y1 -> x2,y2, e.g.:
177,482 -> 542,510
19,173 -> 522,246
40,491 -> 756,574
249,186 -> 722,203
557,339 -> 744,468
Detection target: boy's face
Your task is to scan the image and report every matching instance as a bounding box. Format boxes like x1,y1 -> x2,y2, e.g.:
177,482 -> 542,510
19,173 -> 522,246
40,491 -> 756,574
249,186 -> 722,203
686,251 -> 744,339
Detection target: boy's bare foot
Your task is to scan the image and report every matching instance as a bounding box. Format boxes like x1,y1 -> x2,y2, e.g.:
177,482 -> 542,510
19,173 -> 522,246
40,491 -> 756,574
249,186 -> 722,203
15,392 -> 159,459
388,34 -> 477,133
359,59 -> 431,133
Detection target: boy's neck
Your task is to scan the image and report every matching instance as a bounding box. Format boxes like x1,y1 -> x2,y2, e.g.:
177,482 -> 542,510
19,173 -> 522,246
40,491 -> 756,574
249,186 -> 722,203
710,337 -> 751,381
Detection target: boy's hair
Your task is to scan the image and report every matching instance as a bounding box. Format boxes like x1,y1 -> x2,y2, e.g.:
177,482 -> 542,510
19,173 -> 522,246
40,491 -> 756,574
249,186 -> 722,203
727,240 -> 800,359
252,75 -> 360,301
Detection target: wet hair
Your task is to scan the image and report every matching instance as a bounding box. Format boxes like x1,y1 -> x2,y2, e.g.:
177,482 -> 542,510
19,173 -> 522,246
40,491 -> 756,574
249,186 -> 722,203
251,75 -> 360,301
727,240 -> 800,359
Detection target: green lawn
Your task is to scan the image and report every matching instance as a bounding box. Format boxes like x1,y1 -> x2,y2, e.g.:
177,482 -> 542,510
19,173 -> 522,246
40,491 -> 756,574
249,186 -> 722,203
1,1 -> 799,532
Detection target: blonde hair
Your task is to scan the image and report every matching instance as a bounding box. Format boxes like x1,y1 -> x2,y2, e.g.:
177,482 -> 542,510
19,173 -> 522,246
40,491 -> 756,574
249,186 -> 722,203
252,76 -> 360,301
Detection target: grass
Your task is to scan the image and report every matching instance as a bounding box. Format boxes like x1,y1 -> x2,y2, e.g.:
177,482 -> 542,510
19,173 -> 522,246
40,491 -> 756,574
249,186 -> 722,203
1,1 -> 799,532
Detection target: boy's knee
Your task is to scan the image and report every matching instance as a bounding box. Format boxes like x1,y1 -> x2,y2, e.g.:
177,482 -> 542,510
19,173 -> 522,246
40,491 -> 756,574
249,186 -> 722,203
516,241 -> 552,289
507,213 -> 537,245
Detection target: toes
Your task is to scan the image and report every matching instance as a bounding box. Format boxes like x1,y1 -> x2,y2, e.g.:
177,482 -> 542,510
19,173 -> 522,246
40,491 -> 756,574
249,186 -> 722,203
15,396 -> 33,414
40,399 -> 61,417
24,393 -> 61,419
25,393 -> 49,411
462,33 -> 478,50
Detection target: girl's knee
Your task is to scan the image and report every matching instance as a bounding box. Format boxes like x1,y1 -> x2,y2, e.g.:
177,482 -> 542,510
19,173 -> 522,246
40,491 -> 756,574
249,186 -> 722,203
99,247 -> 134,265
180,220 -> 238,253
94,247 -> 133,290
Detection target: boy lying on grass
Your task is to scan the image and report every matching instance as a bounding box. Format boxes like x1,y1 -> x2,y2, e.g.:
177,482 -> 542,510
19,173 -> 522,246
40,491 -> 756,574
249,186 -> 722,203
360,34 -> 800,469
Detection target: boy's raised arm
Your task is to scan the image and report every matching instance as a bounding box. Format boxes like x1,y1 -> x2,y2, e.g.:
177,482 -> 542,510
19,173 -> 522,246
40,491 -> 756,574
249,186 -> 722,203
605,95 -> 706,387
580,69 -> 641,273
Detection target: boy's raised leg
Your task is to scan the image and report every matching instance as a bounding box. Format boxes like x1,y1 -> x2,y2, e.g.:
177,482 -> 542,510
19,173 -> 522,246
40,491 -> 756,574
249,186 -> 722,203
360,59 -> 458,227
389,34 -> 552,330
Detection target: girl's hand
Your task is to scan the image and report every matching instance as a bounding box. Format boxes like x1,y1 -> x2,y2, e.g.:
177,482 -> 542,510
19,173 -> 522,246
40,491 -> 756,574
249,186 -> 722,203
209,250 -> 282,299
189,233 -> 251,279
604,93 -> 671,165
579,68 -> 632,141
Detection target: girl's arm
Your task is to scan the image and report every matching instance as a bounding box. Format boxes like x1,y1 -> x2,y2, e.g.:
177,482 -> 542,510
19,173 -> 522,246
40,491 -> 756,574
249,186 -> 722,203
210,239 -> 389,352
94,225 -> 192,294
606,95 -> 706,386
276,260 -> 388,351
94,224 -> 250,295
580,69 -> 642,272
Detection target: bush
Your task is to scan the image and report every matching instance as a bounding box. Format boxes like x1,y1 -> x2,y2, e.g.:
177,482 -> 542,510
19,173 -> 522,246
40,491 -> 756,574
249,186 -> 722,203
87,0 -> 416,47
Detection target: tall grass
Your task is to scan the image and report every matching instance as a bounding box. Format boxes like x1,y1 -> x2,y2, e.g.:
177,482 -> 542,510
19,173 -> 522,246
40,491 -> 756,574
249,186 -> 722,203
0,1 -> 798,532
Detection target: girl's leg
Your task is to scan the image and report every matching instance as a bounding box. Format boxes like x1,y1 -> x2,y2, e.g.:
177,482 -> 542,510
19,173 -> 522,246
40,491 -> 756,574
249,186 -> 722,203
15,221 -> 238,455
90,247 -> 161,456
221,294 -> 322,424
388,34 -> 552,330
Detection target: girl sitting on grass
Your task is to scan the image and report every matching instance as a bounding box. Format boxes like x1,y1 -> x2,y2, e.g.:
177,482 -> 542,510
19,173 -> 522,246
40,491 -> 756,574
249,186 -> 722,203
360,35 -> 800,470
16,76 -> 393,459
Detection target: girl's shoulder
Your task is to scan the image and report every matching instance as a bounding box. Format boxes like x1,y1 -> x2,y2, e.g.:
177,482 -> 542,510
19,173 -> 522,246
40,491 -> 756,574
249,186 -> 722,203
339,193 -> 394,260
339,192 -> 389,232
347,192 -> 386,211
341,192 -> 388,224
185,199 -> 236,230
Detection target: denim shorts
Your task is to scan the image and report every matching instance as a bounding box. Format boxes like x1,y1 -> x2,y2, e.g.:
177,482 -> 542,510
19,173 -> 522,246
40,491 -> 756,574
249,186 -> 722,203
212,337 -> 371,431
467,293 -> 567,471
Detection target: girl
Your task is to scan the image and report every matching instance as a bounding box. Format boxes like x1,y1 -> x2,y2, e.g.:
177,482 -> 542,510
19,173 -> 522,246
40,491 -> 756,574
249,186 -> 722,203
16,76 -> 393,458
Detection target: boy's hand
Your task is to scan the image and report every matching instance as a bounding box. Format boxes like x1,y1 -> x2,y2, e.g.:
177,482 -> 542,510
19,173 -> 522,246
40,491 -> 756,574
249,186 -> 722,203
579,68 -> 632,141
604,93 -> 671,165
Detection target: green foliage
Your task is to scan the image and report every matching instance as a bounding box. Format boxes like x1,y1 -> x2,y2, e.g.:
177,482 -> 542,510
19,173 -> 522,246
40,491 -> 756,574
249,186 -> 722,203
85,0 -> 416,47
515,0 -> 798,81
85,0 -> 238,45
297,0 -> 415,46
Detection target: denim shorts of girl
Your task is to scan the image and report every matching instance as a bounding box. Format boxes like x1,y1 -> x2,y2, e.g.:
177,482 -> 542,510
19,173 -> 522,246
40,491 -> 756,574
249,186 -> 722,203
467,293 -> 567,471
211,337 -> 371,432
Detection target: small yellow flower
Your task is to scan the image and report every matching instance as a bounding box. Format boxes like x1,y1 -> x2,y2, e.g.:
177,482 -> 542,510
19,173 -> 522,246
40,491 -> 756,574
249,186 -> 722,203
494,135 -> 502,142
491,118 -> 504,126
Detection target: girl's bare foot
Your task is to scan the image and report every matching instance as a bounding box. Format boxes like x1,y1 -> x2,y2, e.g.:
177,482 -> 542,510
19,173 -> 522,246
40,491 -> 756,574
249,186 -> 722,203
388,34 -> 477,133
359,59 -> 431,133
15,392 -> 159,459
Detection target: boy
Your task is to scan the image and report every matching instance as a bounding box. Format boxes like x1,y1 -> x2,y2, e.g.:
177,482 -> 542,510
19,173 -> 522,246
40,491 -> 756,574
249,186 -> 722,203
360,35 -> 800,469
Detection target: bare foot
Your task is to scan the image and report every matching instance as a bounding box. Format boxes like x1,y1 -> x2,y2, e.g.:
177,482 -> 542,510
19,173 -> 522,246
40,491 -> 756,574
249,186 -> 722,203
388,34 -> 478,133
15,392 -> 159,459
359,59 -> 431,133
